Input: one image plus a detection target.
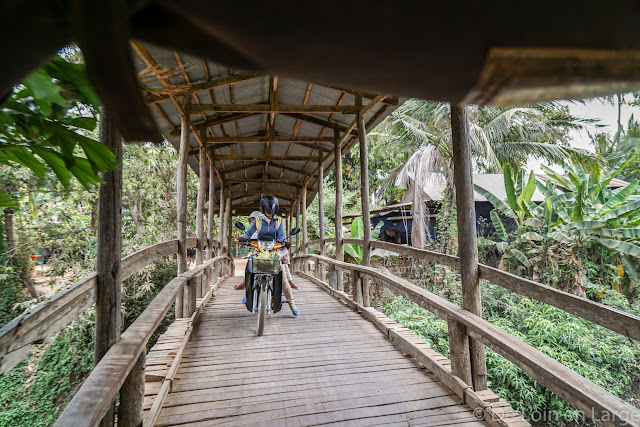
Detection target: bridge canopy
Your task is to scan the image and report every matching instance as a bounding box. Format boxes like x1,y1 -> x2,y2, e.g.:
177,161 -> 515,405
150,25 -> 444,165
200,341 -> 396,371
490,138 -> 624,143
132,42 -> 398,216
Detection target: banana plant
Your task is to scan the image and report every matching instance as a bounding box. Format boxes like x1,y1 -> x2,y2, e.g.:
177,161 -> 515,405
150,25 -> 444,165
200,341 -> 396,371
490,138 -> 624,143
474,165 -> 545,268
343,217 -> 389,264
536,158 -> 640,286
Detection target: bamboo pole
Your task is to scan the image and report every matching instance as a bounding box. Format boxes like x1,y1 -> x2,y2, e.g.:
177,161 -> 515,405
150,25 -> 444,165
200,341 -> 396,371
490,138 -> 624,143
357,104 -> 371,307
296,195 -> 301,254
334,130 -> 344,291
95,108 -> 122,427
302,186 -> 308,255
218,186 -> 224,255
451,104 -> 487,390
225,190 -> 232,258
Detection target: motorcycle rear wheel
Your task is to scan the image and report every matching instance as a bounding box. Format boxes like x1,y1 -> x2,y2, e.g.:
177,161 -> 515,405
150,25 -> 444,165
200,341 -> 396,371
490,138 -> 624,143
257,288 -> 268,336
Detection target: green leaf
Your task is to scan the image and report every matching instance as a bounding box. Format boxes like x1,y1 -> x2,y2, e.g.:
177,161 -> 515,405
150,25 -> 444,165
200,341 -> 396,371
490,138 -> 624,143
343,243 -> 362,263
32,148 -> 73,188
596,180 -> 639,218
521,232 -> 543,241
490,209 -> 508,241
503,164 -> 519,212
0,191 -> 19,209
569,221 -> 607,230
351,217 -> 364,239
549,231 -> 573,244
599,238 -> 640,259
596,228 -> 640,239
23,69 -> 67,115
4,146 -> 48,179
621,255 -> 639,282
523,218 -> 544,228
496,241 -> 509,252
600,199 -> 640,222
477,237 -> 497,247
475,184 -> 513,217
510,248 -> 532,267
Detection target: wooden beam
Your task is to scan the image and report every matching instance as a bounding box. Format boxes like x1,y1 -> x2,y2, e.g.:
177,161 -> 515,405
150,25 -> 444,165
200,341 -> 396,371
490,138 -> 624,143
207,162 -> 216,259
190,104 -> 360,114
94,108 -> 122,427
280,112 -> 351,134
170,113 -> 257,136
205,135 -> 334,143
145,72 -> 262,103
231,192 -> 294,201
215,155 -> 315,161
316,84 -> 399,106
195,144 -> 207,298
451,104 -> 487,391
318,153 -> 325,257
227,178 -> 302,184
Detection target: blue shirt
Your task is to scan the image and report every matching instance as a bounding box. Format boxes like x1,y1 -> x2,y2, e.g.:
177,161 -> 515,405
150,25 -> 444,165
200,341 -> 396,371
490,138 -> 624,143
242,215 -> 286,242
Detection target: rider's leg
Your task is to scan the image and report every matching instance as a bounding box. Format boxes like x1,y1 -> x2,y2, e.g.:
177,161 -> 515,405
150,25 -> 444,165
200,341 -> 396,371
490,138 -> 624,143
282,266 -> 299,315
283,263 -> 299,290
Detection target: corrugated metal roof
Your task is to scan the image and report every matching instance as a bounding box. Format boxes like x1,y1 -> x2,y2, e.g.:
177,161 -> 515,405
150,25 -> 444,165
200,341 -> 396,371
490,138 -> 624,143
132,42 -> 400,216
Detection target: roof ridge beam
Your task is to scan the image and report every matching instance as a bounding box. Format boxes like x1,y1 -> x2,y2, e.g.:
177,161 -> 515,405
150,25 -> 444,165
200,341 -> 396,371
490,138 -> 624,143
190,104 -> 359,114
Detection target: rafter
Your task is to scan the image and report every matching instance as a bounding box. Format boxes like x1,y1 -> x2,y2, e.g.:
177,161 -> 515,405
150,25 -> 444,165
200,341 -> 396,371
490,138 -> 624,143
189,104 -> 359,114
144,72 -> 262,103
205,135 -> 334,143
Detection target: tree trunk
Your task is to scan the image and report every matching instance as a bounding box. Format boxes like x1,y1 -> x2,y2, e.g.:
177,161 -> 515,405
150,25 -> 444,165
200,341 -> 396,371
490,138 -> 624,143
125,189 -> 145,235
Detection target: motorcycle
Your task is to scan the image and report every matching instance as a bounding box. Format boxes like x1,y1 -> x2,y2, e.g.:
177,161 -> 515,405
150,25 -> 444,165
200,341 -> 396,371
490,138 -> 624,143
235,222 -> 300,336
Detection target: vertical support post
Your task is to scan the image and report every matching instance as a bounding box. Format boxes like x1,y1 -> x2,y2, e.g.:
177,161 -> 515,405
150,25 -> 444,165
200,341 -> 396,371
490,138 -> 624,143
334,130 -> 344,291
447,318 -> 473,386
295,196 -> 301,254
218,186 -> 225,255
206,163 -> 215,287
119,351 -> 145,427
451,104 -> 487,390
176,115 -> 189,318
328,264 -> 336,289
302,185 -> 308,255
225,190 -> 232,258
95,108 -> 122,427
352,270 -> 363,305
318,153 -> 326,280
195,146 -> 206,299
357,99 -> 371,307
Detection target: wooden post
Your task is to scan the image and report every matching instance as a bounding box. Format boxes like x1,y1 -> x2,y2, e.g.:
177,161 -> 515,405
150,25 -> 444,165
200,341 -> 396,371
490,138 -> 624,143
295,196 -> 301,254
352,271 -> 363,305
328,264 -> 336,288
302,185 -> 308,255
225,191 -> 232,258
95,108 -> 122,427
176,115 -> 189,318
119,351 -> 145,427
447,318 -> 473,386
357,101 -> 371,307
451,104 -> 487,390
318,153 -> 326,280
218,186 -> 224,255
334,129 -> 344,291
195,147 -> 206,298
206,162 -> 215,288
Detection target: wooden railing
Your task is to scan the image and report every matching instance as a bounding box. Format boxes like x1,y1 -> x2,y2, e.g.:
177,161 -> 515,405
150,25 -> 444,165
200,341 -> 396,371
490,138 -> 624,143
292,242 -> 640,427
0,237 -> 219,375
54,253 -> 233,426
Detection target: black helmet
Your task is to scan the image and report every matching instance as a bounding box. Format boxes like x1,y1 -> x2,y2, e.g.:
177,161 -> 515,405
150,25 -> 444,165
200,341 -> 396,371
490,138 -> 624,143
260,195 -> 279,216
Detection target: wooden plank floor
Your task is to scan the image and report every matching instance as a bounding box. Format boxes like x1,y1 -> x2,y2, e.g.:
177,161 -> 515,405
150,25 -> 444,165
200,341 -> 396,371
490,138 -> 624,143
146,274 -> 486,426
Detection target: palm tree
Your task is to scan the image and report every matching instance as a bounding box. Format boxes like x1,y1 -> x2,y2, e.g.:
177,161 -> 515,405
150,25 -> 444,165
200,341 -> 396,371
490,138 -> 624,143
369,99 -> 602,249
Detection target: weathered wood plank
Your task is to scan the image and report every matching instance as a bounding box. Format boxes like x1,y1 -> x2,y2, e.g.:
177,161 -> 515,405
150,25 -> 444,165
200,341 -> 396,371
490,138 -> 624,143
53,256 -> 229,427
297,254 -> 640,426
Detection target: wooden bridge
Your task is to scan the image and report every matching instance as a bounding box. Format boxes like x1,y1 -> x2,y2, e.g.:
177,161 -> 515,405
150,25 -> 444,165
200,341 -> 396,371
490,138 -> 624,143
4,19 -> 640,427
141,273 -> 494,426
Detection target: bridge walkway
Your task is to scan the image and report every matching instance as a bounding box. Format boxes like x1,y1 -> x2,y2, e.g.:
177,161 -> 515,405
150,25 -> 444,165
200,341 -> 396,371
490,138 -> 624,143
142,273 -> 487,426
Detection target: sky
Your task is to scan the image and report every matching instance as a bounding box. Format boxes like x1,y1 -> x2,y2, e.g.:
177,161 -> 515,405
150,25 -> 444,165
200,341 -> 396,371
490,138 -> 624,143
527,94 -> 639,172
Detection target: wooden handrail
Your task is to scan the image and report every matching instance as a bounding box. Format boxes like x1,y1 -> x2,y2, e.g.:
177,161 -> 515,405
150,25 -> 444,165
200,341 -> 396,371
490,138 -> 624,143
0,238 -> 214,375
54,255 -> 231,427
338,239 -> 640,343
295,253 -> 640,426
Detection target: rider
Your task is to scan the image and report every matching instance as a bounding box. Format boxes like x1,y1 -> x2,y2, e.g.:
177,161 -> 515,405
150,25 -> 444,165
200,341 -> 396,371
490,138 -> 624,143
238,195 -> 299,315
